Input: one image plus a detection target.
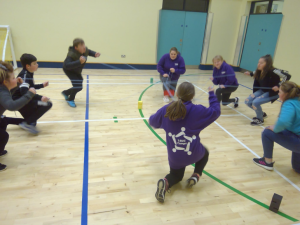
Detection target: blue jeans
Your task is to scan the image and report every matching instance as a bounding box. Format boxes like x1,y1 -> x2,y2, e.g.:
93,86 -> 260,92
245,90 -> 278,120
262,129 -> 300,173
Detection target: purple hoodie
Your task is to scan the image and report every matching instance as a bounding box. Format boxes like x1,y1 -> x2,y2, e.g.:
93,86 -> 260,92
157,53 -> 186,81
149,91 -> 220,169
212,61 -> 239,87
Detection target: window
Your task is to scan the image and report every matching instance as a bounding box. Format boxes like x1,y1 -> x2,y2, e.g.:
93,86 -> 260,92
250,0 -> 284,14
162,0 -> 209,12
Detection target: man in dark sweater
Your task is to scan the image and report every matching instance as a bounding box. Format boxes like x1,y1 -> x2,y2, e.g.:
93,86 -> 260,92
62,38 -> 100,107
12,54 -> 52,134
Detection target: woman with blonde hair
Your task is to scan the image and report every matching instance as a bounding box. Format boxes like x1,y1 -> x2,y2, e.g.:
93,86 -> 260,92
210,55 -> 239,108
253,81 -> 300,173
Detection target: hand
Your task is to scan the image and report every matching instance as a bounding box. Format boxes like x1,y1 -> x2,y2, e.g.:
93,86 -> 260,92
17,77 -> 23,84
265,125 -> 274,131
208,86 -> 214,92
220,85 -> 225,88
209,77 -> 214,81
80,56 -> 86,64
95,52 -> 101,58
43,81 -> 49,87
29,88 -> 36,94
163,74 -> 169,78
170,68 -> 175,73
272,86 -> 279,92
41,96 -> 50,102
244,71 -> 250,76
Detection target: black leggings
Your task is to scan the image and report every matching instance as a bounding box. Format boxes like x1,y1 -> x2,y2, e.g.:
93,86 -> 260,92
165,148 -> 209,188
160,75 -> 178,92
216,86 -> 238,105
19,100 -> 52,124
62,69 -> 83,101
0,117 -> 24,152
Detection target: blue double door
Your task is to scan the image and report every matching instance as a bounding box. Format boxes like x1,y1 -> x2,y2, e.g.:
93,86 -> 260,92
157,10 -> 207,66
240,14 -> 283,71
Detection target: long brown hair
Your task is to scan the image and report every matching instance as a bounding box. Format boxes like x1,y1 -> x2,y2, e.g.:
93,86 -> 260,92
254,54 -> 274,80
164,82 -> 195,121
0,61 -> 13,85
280,81 -> 300,102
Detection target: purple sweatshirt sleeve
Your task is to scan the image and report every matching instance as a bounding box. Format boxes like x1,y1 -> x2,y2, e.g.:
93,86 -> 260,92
196,91 -> 221,129
157,55 -> 166,75
224,65 -> 236,87
176,57 -> 186,74
149,107 -> 165,129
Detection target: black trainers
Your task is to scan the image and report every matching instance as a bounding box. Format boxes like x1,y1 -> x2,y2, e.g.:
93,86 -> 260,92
251,118 -> 264,126
0,163 -> 7,172
0,150 -> 7,158
253,157 -> 274,171
187,173 -> 200,188
234,97 -> 239,108
155,179 -> 168,203
253,112 -> 267,120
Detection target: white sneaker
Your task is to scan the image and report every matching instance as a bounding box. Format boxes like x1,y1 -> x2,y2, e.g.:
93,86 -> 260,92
163,96 -> 169,103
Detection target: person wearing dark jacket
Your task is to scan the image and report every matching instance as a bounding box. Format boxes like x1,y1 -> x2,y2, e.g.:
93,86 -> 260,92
244,55 -> 292,126
62,38 -> 100,107
157,47 -> 186,103
0,61 -> 36,172
210,55 -> 239,108
12,54 -> 52,134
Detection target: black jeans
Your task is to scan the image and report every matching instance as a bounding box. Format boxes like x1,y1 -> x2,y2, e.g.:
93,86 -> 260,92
216,86 -> 238,105
19,100 -> 52,124
63,69 -> 83,101
0,117 -> 24,152
165,148 -> 209,188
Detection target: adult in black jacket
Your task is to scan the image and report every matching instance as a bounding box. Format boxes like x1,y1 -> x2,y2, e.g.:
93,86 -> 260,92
244,55 -> 291,126
61,38 -> 100,108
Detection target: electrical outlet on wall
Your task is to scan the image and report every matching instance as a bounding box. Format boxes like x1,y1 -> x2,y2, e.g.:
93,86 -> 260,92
121,55 -> 126,58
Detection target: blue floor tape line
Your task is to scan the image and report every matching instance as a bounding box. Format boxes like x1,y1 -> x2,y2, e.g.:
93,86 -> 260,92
81,75 -> 89,225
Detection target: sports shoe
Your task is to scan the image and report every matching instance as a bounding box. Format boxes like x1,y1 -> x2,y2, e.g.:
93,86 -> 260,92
234,97 -> 239,108
0,163 -> 7,172
251,118 -> 264,126
253,157 -> 274,171
19,122 -> 39,135
61,92 -> 69,100
155,178 -> 169,203
67,101 -> 76,108
187,173 -> 200,188
163,96 -> 170,103
253,112 -> 267,120
0,150 -> 7,158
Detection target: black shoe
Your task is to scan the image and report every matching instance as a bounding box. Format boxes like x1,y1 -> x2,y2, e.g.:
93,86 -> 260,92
234,97 -> 239,108
187,173 -> 200,188
251,118 -> 264,126
253,113 -> 267,120
155,179 -> 167,203
253,157 -> 274,171
0,163 -> 7,172
0,150 -> 7,158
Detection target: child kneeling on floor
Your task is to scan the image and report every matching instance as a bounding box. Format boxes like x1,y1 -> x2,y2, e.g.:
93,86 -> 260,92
149,82 -> 221,203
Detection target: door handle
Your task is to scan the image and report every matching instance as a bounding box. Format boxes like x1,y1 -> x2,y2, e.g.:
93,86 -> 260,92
259,42 -> 261,45
180,39 -> 182,42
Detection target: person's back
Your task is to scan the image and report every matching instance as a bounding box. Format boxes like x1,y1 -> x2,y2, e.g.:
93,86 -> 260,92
149,82 -> 220,203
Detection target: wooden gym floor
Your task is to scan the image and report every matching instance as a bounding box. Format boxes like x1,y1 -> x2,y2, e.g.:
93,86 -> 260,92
0,68 -> 299,225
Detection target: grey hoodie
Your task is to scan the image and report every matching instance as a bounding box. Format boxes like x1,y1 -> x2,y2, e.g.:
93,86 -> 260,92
0,84 -> 34,117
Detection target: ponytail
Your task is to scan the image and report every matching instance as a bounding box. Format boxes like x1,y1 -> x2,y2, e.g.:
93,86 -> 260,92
164,82 -> 195,121
0,61 -> 13,85
280,81 -> 300,102
165,99 -> 187,121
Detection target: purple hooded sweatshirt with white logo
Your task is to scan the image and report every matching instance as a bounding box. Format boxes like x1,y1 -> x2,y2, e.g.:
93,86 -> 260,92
157,53 -> 186,81
149,91 -> 220,169
212,61 -> 239,87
